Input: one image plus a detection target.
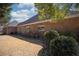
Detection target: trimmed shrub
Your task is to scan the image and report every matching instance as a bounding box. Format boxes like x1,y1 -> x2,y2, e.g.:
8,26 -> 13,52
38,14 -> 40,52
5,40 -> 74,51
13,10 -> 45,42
59,31 -> 78,42
50,36 -> 78,56
43,30 -> 59,55
44,30 -> 59,44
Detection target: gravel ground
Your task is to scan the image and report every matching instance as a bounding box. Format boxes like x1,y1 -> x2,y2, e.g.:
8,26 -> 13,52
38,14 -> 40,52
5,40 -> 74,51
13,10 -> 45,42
0,35 -> 43,56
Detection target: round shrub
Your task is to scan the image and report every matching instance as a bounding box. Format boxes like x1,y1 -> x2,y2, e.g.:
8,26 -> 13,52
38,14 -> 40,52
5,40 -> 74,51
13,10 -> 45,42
44,30 -> 59,44
50,36 -> 78,56
59,31 -> 78,42
59,31 -> 78,39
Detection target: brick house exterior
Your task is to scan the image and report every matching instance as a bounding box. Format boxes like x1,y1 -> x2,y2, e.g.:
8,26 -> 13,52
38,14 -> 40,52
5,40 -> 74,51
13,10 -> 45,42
17,15 -> 79,37
4,20 -> 18,34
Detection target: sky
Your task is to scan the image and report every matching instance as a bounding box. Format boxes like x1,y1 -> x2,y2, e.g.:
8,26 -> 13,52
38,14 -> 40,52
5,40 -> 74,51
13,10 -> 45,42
10,3 -> 37,23
10,3 -> 77,23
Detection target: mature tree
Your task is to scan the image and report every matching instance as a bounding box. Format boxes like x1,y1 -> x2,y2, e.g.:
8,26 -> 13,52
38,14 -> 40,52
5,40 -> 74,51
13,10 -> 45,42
75,3 -> 79,11
35,3 -> 79,21
0,3 -> 12,25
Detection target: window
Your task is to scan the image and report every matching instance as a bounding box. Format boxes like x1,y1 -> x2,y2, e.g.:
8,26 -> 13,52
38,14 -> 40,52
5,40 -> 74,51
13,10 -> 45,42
38,25 -> 45,32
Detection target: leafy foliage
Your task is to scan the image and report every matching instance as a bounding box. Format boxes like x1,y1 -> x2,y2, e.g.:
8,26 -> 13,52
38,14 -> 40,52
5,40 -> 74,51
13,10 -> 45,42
35,3 -> 71,21
59,31 -> 77,38
75,3 -> 79,11
59,31 -> 79,43
50,36 -> 78,56
0,3 -> 13,24
35,3 -> 79,22
44,30 -> 59,55
44,30 -> 59,44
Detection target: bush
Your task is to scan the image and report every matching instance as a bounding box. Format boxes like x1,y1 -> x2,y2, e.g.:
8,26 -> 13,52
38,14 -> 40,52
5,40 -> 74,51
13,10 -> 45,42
44,30 -> 59,44
50,36 -> 78,56
59,31 -> 78,42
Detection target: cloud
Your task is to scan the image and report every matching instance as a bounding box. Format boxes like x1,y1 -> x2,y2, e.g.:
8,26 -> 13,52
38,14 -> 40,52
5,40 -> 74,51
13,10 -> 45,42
10,3 -> 37,22
11,10 -> 30,22
11,10 -> 29,18
18,3 -> 34,10
30,7 -> 37,14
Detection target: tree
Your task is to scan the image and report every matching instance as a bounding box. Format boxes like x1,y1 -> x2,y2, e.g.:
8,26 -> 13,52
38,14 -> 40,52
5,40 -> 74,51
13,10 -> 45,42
0,3 -> 13,25
35,3 -> 78,21
75,3 -> 79,11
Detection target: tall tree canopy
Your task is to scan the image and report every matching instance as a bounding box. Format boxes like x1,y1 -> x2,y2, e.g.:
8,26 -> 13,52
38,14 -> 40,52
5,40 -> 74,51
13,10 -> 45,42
35,3 -> 79,21
0,3 -> 12,24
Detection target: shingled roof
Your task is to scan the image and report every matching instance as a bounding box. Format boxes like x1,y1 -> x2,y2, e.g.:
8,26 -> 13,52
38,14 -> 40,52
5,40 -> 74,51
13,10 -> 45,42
7,20 -> 19,27
18,11 -> 79,26
18,14 -> 39,25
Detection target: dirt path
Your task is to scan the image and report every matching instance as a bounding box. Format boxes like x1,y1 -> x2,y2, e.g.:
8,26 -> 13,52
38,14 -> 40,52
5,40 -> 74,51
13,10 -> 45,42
0,35 -> 43,56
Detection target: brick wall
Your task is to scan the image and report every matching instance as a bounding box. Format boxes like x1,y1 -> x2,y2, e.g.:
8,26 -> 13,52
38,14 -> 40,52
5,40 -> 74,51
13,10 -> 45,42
5,27 -> 17,34
17,15 -> 79,37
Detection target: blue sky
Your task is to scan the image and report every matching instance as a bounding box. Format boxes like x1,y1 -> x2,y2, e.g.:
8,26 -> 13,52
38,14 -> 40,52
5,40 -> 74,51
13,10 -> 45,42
10,3 -> 77,23
10,3 -> 37,23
